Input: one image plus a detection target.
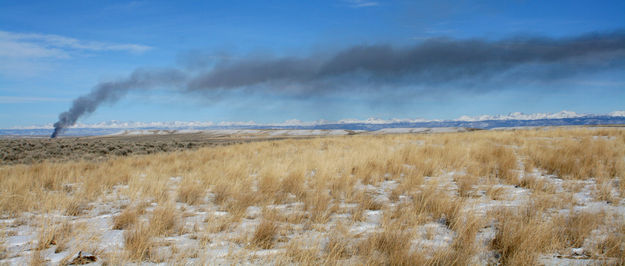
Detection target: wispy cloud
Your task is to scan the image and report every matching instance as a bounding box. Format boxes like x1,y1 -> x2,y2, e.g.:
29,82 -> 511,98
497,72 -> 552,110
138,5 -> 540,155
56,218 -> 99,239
343,0 -> 379,8
0,96 -> 69,103
0,30 -> 151,59
0,30 -> 152,76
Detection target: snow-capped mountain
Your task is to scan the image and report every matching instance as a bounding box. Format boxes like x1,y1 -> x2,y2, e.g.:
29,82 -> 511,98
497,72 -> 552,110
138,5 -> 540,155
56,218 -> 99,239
3,110 -> 624,136
609,111 -> 625,117
453,110 -> 585,122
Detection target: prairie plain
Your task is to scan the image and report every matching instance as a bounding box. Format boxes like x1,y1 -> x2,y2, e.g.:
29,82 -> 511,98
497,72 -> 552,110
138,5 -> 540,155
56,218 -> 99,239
0,127 -> 624,265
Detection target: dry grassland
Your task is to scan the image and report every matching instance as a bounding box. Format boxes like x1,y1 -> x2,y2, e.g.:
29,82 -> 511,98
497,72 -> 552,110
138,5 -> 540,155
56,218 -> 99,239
0,133 -> 292,165
1,127 -> 624,265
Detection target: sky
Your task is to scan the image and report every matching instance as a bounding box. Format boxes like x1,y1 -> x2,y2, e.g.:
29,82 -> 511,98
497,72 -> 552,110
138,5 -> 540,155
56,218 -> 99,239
1,0 -> 624,128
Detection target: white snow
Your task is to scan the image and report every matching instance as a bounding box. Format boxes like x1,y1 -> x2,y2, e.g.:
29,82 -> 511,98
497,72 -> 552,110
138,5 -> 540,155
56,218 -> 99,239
609,110 -> 625,117
9,110 -> 625,130
454,110 -> 585,121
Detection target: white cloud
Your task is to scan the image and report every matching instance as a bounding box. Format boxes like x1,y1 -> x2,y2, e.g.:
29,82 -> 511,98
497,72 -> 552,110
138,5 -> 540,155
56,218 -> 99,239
0,37 -> 67,59
0,30 -> 152,76
0,96 -> 69,104
0,30 -> 151,59
344,0 -> 379,8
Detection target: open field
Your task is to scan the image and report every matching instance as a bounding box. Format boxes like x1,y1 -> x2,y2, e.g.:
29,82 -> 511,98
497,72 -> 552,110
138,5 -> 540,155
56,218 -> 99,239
1,127 -> 624,265
0,131 -> 317,165
0,128 -> 467,165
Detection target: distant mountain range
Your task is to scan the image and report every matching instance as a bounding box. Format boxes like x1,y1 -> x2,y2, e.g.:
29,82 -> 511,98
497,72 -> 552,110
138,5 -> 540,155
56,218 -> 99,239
2,111 -> 624,136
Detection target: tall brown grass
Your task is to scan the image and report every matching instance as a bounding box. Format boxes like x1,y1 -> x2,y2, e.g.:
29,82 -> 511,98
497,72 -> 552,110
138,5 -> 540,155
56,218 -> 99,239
250,219 -> 278,249
489,206 -> 559,265
524,136 -> 625,180
0,127 -> 624,264
124,222 -> 153,261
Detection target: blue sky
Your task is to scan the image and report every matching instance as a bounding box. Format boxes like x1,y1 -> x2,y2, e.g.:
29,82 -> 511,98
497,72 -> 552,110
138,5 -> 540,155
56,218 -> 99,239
1,0 -> 624,128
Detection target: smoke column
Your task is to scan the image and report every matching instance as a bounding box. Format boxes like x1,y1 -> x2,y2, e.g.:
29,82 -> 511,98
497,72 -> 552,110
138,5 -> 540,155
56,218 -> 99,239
51,69 -> 186,138
51,31 -> 625,137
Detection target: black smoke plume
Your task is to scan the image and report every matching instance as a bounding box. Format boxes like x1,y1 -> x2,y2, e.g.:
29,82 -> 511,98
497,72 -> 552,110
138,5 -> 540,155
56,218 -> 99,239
51,69 -> 186,138
51,31 -> 625,137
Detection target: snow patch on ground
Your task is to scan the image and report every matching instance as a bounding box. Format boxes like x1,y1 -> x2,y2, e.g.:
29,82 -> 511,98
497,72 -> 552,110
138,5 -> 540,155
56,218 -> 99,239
1,155 -> 623,264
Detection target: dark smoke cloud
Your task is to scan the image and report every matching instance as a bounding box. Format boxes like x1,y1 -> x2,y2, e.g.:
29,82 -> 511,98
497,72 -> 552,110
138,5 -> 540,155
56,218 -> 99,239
188,31 -> 625,90
51,68 -> 186,137
51,30 -> 625,137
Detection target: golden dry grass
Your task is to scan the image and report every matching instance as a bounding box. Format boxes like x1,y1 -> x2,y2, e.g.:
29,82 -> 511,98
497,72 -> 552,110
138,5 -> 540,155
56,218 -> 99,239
489,206 -> 560,265
124,222 -> 153,261
0,127 -> 624,264
112,207 -> 139,230
250,219 -> 278,249
176,178 -> 206,205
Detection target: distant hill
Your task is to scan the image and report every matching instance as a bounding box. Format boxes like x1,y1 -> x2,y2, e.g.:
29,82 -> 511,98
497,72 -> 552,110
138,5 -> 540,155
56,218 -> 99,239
3,112 -> 625,137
